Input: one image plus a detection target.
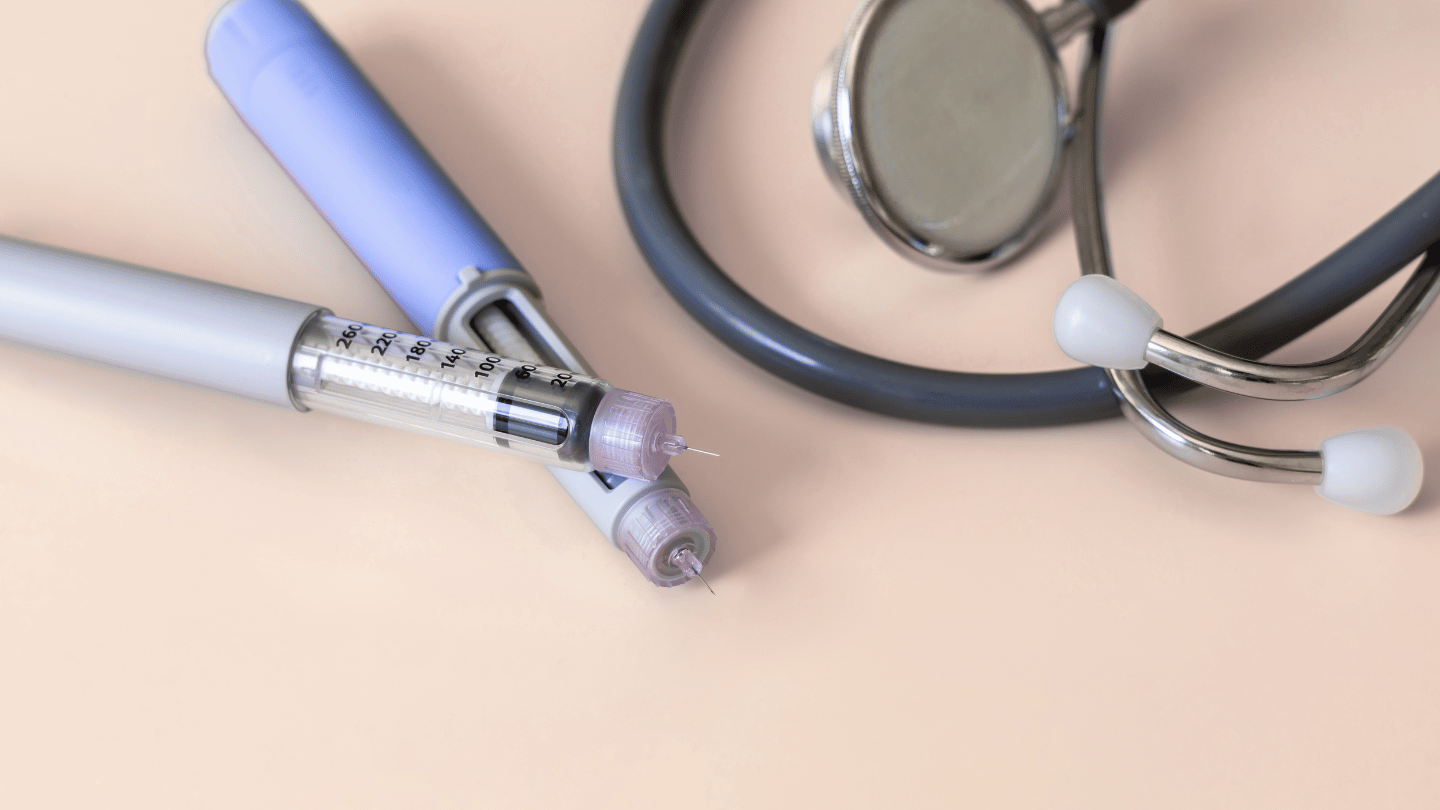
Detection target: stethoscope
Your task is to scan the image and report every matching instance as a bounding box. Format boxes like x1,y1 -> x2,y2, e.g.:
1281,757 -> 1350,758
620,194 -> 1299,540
613,0 -> 1440,513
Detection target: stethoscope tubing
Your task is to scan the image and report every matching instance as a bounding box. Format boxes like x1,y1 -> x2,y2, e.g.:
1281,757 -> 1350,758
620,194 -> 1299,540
613,0 -> 1440,428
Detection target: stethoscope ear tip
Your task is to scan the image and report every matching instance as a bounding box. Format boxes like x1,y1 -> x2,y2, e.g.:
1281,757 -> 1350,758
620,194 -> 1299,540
1052,275 -> 1162,370
1315,427 -> 1425,515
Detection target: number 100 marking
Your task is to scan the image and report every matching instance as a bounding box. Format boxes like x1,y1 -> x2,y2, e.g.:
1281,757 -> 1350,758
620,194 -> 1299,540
474,356 -> 502,378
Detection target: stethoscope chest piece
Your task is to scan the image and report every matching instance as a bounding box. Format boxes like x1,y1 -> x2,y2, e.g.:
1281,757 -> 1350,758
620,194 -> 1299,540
813,0 -> 1072,269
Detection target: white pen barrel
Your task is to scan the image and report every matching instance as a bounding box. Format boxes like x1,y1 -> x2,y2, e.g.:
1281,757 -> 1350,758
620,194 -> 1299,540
0,235 -> 322,407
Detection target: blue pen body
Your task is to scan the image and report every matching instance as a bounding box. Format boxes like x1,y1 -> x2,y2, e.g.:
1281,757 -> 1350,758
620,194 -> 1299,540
206,0 -> 717,586
206,0 -> 519,333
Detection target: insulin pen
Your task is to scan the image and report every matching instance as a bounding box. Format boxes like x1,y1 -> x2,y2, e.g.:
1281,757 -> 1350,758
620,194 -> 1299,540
0,236 -> 710,493
205,0 -> 717,588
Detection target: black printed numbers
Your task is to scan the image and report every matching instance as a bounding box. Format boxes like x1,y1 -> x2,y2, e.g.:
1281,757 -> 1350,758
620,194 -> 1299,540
440,347 -> 466,369
370,332 -> 398,355
474,356 -> 502,379
334,324 -> 364,350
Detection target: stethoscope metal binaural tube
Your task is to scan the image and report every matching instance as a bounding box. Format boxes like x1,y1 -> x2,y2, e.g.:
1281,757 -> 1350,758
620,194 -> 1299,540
613,0 -> 1440,429
1067,25 -> 1325,487
1065,25 -> 1428,513
1058,33 -> 1440,405
1142,257 -> 1440,401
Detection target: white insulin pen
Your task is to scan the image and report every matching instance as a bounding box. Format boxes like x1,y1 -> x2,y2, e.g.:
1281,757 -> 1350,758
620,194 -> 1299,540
0,235 -> 711,583
203,0 -> 718,587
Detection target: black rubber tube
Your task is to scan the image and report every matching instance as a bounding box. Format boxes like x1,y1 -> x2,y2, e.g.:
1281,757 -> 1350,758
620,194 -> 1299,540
1086,0 -> 1141,25
613,0 -> 1440,427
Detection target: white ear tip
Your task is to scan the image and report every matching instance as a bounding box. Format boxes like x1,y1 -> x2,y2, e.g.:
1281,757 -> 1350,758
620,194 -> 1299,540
1052,275 -> 1163,370
1316,427 -> 1424,515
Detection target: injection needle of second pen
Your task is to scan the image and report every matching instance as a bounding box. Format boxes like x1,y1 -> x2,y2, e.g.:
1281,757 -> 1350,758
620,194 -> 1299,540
673,547 -> 716,595
696,571 -> 715,595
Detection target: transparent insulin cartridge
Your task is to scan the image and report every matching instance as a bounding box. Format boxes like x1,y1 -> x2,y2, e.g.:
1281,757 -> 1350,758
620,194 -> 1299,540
0,236 -> 695,483
290,315 -> 692,480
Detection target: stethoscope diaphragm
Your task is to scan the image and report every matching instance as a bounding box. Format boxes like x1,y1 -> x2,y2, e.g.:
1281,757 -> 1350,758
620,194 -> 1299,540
812,0 -> 1074,269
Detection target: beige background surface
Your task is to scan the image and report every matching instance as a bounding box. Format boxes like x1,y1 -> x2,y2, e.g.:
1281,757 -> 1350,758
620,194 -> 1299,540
3,0 -> 1440,807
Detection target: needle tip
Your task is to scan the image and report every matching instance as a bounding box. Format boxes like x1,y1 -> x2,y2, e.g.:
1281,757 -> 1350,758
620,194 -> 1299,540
658,435 -> 719,458
671,547 -> 715,594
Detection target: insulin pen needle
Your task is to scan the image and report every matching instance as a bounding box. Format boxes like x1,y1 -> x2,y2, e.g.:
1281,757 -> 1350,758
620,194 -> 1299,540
673,547 -> 716,595
696,571 -> 716,596
659,435 -> 720,459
